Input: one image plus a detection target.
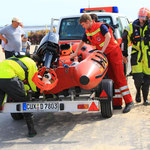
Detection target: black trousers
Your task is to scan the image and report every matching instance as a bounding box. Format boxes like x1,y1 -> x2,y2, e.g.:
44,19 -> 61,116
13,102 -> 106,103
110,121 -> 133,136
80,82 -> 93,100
4,51 -> 14,59
0,77 -> 29,106
0,77 -> 35,134
133,73 -> 150,101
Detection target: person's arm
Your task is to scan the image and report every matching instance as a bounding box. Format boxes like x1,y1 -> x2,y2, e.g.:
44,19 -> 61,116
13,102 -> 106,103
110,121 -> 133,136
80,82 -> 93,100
70,40 -> 85,58
28,61 -> 38,92
2,48 -> 4,53
121,23 -> 133,64
0,34 -> 7,44
21,34 -> 25,41
99,24 -> 111,53
121,30 -> 129,64
101,32 -> 111,53
1,40 -> 5,52
70,33 -> 87,58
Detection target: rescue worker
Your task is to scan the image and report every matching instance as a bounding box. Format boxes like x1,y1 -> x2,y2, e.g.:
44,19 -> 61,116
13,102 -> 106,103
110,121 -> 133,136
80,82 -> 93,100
0,53 -> 41,137
122,8 -> 150,106
90,13 -> 122,108
70,14 -> 134,113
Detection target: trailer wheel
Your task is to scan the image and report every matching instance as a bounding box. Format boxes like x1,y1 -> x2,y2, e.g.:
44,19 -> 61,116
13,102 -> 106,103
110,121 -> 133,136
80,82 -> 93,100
96,79 -> 114,118
100,100 -> 113,118
10,113 -> 24,120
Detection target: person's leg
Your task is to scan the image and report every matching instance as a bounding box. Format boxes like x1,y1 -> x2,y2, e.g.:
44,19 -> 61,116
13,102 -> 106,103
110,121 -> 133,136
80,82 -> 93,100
0,90 -> 7,110
132,73 -> 143,103
108,64 -> 123,109
107,48 -> 133,113
142,74 -> 150,105
0,78 -> 37,137
22,48 -> 27,53
112,63 -> 133,100
1,77 -> 29,102
0,80 -> 8,110
23,113 -> 37,137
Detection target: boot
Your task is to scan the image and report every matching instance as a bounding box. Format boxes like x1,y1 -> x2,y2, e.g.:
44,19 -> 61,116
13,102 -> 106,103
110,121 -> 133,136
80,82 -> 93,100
23,113 -> 37,137
135,91 -> 141,103
143,100 -> 150,106
133,74 -> 142,103
123,101 -> 134,113
26,121 -> 37,137
142,80 -> 150,106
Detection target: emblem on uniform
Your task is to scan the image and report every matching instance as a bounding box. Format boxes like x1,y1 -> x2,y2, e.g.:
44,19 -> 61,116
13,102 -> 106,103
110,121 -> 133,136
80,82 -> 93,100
97,37 -> 101,41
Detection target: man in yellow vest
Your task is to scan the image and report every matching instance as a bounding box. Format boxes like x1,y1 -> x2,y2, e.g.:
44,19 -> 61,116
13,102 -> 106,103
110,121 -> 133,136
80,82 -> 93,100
0,53 -> 41,137
122,8 -> 150,105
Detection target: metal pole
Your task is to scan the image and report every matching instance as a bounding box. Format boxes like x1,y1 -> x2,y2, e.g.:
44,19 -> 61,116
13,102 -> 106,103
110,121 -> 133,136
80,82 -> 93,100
50,18 -> 54,32
88,0 -> 90,8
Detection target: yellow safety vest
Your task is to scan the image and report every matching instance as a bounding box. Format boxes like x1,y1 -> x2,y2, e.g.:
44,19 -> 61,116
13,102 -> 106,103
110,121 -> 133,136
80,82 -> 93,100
0,57 -> 38,92
125,21 -> 150,75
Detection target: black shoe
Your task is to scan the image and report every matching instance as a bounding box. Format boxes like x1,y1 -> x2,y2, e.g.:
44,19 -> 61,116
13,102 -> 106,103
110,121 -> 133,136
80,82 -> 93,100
28,129 -> 37,137
123,101 -> 134,113
143,100 -> 150,106
135,93 -> 141,103
113,105 -> 122,110
136,97 -> 141,103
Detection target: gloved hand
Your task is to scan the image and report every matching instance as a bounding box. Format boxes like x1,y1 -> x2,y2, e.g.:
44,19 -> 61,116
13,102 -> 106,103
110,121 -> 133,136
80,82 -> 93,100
24,84 -> 30,91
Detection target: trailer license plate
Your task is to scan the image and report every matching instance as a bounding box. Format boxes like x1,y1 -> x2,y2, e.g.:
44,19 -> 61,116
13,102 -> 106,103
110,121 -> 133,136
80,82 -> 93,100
23,102 -> 59,112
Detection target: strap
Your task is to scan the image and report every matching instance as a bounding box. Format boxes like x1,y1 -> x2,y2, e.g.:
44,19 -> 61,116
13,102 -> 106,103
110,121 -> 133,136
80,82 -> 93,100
8,58 -> 28,79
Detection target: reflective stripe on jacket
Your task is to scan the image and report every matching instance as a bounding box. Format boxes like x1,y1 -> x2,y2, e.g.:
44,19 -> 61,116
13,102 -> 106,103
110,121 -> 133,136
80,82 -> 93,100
85,22 -> 118,54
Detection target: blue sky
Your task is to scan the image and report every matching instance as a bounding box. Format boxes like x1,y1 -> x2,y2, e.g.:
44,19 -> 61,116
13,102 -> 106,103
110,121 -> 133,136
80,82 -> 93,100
1,0 -> 150,26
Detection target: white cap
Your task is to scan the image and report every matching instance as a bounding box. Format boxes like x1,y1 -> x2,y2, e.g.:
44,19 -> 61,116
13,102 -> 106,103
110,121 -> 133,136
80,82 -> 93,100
12,17 -> 21,23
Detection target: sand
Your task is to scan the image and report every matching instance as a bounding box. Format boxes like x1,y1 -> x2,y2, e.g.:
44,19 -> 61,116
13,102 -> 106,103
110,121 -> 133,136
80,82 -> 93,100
1,45 -> 150,149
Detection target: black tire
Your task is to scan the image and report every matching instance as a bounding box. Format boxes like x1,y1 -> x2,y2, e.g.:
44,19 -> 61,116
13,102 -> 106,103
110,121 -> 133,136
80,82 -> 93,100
10,113 -> 24,120
100,100 -> 113,118
96,79 -> 114,118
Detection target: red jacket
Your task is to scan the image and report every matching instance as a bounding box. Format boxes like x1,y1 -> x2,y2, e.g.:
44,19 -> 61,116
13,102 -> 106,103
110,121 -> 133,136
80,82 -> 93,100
85,22 -> 118,54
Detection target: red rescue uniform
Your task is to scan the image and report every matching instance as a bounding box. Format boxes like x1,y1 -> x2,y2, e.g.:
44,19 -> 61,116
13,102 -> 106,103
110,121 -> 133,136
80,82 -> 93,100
85,22 -> 133,105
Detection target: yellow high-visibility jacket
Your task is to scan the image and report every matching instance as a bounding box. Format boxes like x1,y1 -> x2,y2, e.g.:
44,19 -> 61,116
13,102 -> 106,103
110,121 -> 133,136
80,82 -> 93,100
0,56 -> 37,92
125,19 -> 150,75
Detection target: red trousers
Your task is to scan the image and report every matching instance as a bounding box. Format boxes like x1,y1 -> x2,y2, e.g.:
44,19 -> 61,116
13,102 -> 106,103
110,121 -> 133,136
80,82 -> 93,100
113,84 -> 123,106
106,46 -> 133,105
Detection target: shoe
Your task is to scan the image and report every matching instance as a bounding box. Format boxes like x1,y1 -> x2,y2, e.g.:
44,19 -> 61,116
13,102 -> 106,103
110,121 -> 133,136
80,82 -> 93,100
123,101 -> 134,113
113,105 -> 122,110
135,93 -> 141,103
136,97 -> 141,103
28,129 -> 37,137
143,100 -> 150,106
